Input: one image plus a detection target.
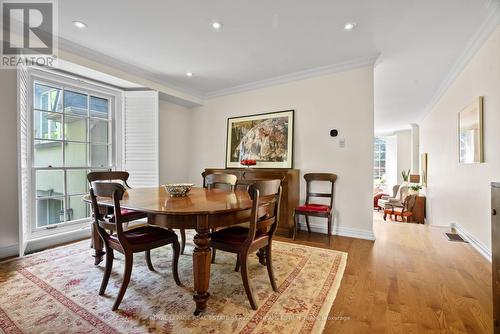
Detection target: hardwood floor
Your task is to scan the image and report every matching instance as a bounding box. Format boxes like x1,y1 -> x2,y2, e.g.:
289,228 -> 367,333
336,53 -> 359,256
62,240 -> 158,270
275,212 -> 492,333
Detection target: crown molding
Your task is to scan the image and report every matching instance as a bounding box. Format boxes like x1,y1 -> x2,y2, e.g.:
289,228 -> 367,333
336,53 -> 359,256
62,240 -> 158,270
204,54 -> 379,99
419,3 -> 500,123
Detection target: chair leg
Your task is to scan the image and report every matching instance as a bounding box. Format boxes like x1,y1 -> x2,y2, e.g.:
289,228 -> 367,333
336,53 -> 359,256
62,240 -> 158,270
211,248 -> 217,264
171,238 -> 181,286
180,229 -> 186,255
265,244 -> 278,292
235,254 -> 240,272
305,216 -> 312,233
327,215 -> 332,240
240,252 -> 258,310
99,248 -> 114,296
145,250 -> 155,271
293,213 -> 299,240
112,252 -> 133,311
383,212 -> 387,221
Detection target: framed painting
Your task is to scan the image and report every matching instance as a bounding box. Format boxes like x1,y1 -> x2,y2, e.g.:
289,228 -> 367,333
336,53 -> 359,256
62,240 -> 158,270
458,96 -> 484,163
420,153 -> 428,187
226,110 -> 294,168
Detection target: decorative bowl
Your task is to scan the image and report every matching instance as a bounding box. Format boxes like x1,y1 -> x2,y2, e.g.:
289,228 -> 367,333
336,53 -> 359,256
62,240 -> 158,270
164,183 -> 194,197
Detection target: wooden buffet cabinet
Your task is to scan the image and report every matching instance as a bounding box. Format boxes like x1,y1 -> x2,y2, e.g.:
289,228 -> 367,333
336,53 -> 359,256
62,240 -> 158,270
204,168 -> 300,237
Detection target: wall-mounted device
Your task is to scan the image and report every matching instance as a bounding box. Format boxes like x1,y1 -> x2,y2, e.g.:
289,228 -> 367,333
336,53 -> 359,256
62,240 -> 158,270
330,129 -> 338,137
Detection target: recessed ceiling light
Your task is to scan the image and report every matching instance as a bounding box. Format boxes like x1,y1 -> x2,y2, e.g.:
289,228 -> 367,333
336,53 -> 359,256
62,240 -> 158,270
343,22 -> 357,31
72,21 -> 87,29
186,72 -> 193,77
211,21 -> 223,31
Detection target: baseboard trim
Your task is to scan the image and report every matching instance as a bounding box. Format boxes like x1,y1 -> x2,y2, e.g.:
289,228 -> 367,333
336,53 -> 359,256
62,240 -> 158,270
26,227 -> 91,254
298,223 -> 376,241
0,244 -> 20,259
451,222 -> 491,262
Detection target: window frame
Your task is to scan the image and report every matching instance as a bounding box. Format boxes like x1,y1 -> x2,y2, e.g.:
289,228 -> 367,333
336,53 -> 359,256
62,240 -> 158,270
373,136 -> 387,189
28,69 -> 122,236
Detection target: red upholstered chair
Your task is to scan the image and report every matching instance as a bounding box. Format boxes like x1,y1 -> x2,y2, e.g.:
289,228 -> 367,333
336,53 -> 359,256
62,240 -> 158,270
89,182 -> 181,311
374,192 -> 389,210
293,173 -> 337,241
87,171 -> 147,265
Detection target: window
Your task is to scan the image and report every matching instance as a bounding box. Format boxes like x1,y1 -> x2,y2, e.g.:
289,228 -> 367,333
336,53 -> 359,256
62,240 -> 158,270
374,137 -> 386,190
32,79 -> 114,230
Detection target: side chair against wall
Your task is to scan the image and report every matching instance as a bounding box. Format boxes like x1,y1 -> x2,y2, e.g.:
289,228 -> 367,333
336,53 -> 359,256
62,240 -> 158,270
87,171 -> 147,265
293,173 -> 337,242
209,179 -> 282,310
383,194 -> 417,222
89,182 -> 181,311
201,172 -> 238,263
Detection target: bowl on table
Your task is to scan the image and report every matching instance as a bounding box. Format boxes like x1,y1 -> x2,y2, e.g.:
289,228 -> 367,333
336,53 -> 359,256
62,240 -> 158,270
164,183 -> 194,197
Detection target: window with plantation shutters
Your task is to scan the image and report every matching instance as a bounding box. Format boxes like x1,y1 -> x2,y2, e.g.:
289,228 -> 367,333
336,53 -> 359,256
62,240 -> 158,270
122,91 -> 159,188
18,64 -> 30,256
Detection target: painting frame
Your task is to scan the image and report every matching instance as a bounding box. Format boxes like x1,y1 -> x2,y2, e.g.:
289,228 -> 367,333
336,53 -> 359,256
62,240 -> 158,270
420,153 -> 428,187
458,96 -> 484,164
225,109 -> 294,169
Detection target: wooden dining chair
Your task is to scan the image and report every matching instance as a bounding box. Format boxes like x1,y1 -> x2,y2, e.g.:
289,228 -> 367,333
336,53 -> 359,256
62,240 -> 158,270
202,173 -> 238,263
203,172 -> 238,191
293,173 -> 337,241
210,179 -> 282,310
89,182 -> 181,311
87,171 -> 147,265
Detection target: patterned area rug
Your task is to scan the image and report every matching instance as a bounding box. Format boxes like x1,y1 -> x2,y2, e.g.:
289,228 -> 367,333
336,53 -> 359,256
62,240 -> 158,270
0,236 -> 347,334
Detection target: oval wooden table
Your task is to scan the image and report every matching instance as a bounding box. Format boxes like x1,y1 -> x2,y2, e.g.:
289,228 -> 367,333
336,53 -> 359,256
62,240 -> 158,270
84,187 -> 254,315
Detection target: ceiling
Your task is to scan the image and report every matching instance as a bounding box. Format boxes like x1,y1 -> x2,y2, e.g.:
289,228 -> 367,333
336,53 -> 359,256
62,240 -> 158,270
58,0 -> 499,132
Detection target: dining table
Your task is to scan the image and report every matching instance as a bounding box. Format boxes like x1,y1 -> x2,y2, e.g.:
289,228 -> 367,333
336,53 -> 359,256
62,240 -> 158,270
84,186 -> 265,315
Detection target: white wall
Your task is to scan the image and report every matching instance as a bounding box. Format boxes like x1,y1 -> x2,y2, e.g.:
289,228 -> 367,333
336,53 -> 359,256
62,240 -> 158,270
0,69 -> 21,254
158,100 -> 191,184
420,25 -> 500,252
188,66 -> 375,239
395,130 -> 412,184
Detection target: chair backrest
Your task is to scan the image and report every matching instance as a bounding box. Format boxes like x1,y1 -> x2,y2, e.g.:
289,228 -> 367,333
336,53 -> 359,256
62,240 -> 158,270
87,171 -> 131,188
398,186 -> 409,201
89,182 -> 128,244
392,184 -> 400,198
403,194 -> 417,213
304,173 -> 337,208
203,172 -> 237,190
244,179 -> 282,246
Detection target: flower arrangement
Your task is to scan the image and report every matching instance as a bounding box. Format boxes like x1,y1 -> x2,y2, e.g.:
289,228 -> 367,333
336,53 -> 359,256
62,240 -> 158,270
410,184 -> 422,192
240,159 -> 256,167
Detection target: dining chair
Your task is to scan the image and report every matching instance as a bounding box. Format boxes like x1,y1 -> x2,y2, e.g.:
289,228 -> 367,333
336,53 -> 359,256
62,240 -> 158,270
203,172 -> 238,191
202,172 -> 238,263
293,173 -> 337,242
89,181 -> 181,311
87,171 -> 147,265
210,179 -> 282,310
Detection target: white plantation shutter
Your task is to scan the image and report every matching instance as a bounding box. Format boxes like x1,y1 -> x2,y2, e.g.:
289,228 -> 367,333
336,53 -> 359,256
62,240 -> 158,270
17,64 -> 31,257
123,91 -> 159,187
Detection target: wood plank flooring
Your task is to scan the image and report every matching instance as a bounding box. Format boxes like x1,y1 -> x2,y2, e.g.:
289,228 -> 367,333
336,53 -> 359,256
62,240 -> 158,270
275,213 -> 492,333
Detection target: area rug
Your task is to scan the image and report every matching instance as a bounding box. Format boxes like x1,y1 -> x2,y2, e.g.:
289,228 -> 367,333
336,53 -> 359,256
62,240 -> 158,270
0,235 -> 347,334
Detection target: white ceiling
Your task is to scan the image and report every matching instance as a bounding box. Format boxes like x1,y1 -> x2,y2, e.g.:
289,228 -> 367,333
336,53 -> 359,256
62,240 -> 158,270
58,0 -> 499,132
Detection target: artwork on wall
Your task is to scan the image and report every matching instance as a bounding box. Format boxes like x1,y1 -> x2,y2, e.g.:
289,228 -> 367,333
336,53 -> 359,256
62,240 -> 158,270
458,96 -> 484,163
226,110 -> 294,168
420,153 -> 428,187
